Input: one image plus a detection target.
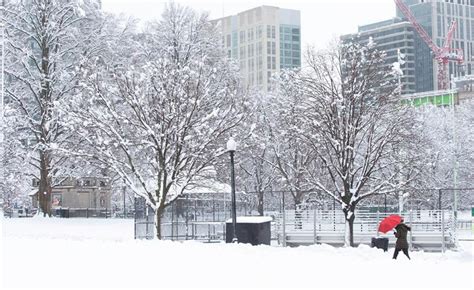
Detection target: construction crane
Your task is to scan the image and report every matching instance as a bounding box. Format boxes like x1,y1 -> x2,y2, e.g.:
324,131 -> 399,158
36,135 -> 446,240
394,0 -> 464,90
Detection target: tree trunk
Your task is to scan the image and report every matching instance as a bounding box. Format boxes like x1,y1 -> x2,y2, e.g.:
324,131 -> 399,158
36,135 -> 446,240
38,5 -> 53,218
257,190 -> 264,216
344,208 -> 355,247
155,204 -> 165,240
294,198 -> 303,229
38,151 -> 52,217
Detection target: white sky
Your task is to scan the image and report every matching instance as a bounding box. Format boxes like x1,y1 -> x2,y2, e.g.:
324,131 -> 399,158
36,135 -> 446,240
101,0 -> 397,48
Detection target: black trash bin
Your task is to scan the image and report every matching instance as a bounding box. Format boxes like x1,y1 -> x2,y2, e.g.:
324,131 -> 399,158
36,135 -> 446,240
57,208 -> 69,218
226,216 -> 272,245
371,237 -> 389,251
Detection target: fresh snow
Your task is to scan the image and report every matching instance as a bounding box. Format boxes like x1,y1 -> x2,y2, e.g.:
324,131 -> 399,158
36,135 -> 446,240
225,216 -> 273,223
1,218 -> 473,289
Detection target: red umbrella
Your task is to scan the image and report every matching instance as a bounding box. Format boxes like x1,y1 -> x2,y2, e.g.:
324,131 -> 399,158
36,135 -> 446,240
378,214 -> 402,233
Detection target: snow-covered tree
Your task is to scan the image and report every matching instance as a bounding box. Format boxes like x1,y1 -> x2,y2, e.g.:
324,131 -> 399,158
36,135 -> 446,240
3,0 -> 102,216
234,91 -> 277,216
66,3 -> 245,238
0,104 -> 32,212
413,100 -> 474,210
281,41 -> 415,247
266,76 -> 316,210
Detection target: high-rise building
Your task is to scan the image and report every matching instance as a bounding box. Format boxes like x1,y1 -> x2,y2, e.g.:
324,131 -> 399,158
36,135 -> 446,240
343,18 -> 417,95
397,0 -> 474,90
215,6 -> 301,91
345,0 -> 474,94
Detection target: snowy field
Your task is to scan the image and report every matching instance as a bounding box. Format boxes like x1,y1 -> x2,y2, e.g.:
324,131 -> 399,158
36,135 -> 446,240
1,217 -> 473,290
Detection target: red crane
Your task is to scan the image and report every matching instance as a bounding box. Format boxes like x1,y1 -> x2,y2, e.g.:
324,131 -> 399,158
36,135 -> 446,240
394,0 -> 464,90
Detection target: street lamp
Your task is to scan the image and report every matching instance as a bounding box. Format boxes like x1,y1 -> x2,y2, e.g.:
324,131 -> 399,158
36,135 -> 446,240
227,137 -> 238,243
0,17 -> 5,200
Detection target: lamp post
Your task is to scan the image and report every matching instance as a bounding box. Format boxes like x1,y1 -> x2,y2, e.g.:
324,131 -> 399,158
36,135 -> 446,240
0,10 -> 5,201
450,88 -> 458,221
227,137 -> 238,243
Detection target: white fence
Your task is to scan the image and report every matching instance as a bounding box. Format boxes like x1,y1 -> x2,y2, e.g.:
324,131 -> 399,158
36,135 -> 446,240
275,210 -> 456,251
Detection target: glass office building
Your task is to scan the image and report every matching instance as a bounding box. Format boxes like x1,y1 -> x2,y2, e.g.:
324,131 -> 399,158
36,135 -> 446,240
345,0 -> 474,94
397,0 -> 474,91
215,6 -> 301,92
343,18 -> 417,95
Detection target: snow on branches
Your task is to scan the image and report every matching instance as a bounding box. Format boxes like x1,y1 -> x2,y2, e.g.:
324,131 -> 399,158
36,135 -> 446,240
276,39 -> 414,246
65,3 -> 246,238
3,0 -> 102,216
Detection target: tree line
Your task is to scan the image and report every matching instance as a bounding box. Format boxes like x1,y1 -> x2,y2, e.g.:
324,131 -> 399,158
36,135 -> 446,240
1,0 -> 472,246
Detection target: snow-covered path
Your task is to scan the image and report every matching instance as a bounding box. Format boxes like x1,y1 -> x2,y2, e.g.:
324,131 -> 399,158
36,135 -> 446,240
1,218 -> 472,289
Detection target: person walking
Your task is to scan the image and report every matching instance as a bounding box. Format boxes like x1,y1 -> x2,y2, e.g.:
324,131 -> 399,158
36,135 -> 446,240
393,218 -> 411,260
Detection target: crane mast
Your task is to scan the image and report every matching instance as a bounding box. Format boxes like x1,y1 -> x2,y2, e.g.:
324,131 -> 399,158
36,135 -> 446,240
394,0 -> 463,90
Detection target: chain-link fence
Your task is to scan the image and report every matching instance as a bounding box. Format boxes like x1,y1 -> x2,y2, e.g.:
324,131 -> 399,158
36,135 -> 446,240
134,188 -> 473,241
134,197 -> 155,239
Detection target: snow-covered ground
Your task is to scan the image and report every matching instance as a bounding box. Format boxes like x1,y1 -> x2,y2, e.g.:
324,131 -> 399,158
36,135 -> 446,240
1,217 -> 473,289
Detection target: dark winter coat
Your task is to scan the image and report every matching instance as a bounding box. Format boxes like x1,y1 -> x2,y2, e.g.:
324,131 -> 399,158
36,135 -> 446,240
394,223 -> 411,249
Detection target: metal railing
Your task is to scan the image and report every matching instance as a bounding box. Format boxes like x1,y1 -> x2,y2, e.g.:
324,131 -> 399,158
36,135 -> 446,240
275,209 -> 456,251
457,220 -> 472,230
161,221 -> 226,242
53,207 -> 112,218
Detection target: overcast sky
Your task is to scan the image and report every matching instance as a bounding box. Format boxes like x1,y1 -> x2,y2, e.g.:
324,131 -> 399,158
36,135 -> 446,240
101,0 -> 396,48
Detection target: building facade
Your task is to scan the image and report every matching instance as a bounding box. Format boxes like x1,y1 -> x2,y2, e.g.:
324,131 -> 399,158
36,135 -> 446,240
215,6 -> 301,91
30,177 -> 112,210
345,0 -> 474,95
343,18 -> 417,95
398,0 -> 474,91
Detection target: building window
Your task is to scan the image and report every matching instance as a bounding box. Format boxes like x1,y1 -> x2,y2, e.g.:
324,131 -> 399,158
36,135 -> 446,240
257,25 -> 263,39
241,60 -> 246,70
240,31 -> 245,43
248,28 -> 254,42
240,46 -> 246,59
52,194 -> 62,207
